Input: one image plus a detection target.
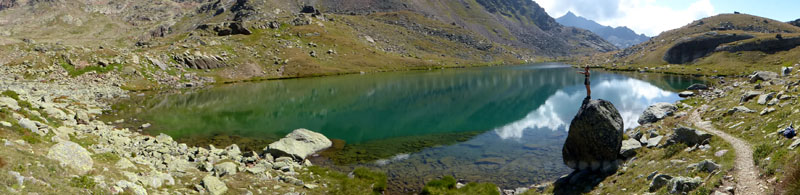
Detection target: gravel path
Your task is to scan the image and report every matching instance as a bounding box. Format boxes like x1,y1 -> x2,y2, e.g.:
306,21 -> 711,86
690,108 -> 767,194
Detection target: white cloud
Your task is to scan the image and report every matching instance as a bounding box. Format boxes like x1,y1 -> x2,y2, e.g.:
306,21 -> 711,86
535,0 -> 715,36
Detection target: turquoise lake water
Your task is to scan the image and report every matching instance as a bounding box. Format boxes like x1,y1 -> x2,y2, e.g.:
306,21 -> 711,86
114,62 -> 701,191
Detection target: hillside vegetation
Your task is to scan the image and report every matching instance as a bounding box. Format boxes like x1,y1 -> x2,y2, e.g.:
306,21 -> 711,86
0,0 -> 616,91
575,13 -> 800,76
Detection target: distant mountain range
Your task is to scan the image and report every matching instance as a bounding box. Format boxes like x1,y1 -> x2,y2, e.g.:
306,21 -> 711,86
556,11 -> 649,49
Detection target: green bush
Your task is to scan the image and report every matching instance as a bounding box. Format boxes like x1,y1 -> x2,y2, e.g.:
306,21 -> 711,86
70,175 -> 96,189
753,143 -> 772,166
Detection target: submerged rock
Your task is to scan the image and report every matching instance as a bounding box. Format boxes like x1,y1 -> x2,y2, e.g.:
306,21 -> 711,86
638,103 -> 677,125
687,83 -> 709,90
562,99 -> 624,172
265,128 -> 332,161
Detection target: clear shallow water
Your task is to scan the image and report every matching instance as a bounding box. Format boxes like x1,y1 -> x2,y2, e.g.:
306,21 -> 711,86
114,63 -> 701,191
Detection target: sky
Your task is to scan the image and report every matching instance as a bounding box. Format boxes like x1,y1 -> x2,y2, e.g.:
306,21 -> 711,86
535,0 -> 800,37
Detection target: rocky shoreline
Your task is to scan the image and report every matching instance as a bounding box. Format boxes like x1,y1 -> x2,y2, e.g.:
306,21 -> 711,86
0,68 -> 334,194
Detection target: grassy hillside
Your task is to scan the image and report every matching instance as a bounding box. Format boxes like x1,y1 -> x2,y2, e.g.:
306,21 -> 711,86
575,13 -> 800,76
0,0 -> 616,91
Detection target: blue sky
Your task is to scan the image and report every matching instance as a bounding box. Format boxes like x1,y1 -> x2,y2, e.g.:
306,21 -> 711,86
536,0 -> 800,36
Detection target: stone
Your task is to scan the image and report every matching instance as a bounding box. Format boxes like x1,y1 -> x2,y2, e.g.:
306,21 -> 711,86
116,180 -> 147,195
562,99 -> 623,172
668,176 -> 703,194
203,175 -> 228,195
789,139 -> 800,150
0,97 -> 20,110
140,123 -> 151,129
213,162 -> 237,177
18,118 -> 39,134
741,91 -> 761,102
727,106 -> 755,115
782,67 -> 793,77
760,107 -> 776,115
647,136 -> 663,148
715,150 -> 728,157
365,36 -> 375,43
620,138 -> 642,158
116,158 -> 135,170
0,121 -> 11,127
678,91 -> 695,97
638,103 -> 677,125
649,174 -> 673,192
666,126 -> 713,147
757,92 -> 776,105
47,141 -> 93,174
749,71 -> 778,83
687,83 -> 709,90
690,159 -> 720,173
266,128 -> 332,161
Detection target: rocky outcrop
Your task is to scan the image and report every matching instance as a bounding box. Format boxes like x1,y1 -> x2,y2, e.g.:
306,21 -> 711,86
757,92 -> 776,105
749,71 -> 778,83
197,22 -> 252,36
265,128 -> 332,161
562,99 -> 623,172
688,159 -> 719,173
727,106 -> 756,115
663,33 -> 754,64
665,126 -> 713,147
716,36 -> 800,54
638,103 -> 677,125
47,141 -> 93,174
173,51 -> 229,70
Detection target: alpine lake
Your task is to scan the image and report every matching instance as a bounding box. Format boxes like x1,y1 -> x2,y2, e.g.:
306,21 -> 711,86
104,62 -> 703,193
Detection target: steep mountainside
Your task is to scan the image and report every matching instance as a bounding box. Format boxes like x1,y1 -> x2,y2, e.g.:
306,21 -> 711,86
575,13 -> 800,76
0,0 -> 616,90
557,11 -> 650,49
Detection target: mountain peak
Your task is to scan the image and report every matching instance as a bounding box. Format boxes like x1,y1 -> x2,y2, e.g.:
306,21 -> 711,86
556,12 -> 649,48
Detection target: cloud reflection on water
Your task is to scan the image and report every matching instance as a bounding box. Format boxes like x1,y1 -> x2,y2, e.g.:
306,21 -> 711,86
494,77 -> 679,140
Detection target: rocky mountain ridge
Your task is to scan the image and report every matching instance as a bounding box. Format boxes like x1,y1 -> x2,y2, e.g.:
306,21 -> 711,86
556,11 -> 650,49
0,0 -> 616,91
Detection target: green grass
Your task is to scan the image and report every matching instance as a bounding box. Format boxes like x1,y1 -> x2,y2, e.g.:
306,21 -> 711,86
92,152 -> 120,163
421,176 -> 499,195
69,175 -> 96,189
754,144 -> 773,166
70,134 -> 98,148
58,59 -> 122,77
662,143 -> 688,159
302,166 -> 388,195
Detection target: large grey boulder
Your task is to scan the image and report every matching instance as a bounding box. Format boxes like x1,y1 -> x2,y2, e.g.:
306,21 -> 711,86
750,71 -> 778,83
668,176 -> 703,194
265,128 -> 332,161
666,126 -> 713,147
727,106 -> 755,115
47,141 -> 93,174
203,174 -> 228,195
0,97 -> 20,110
620,138 -> 642,158
688,159 -> 719,173
757,92 -> 776,105
638,103 -> 677,125
213,162 -> 237,177
562,99 -> 624,172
